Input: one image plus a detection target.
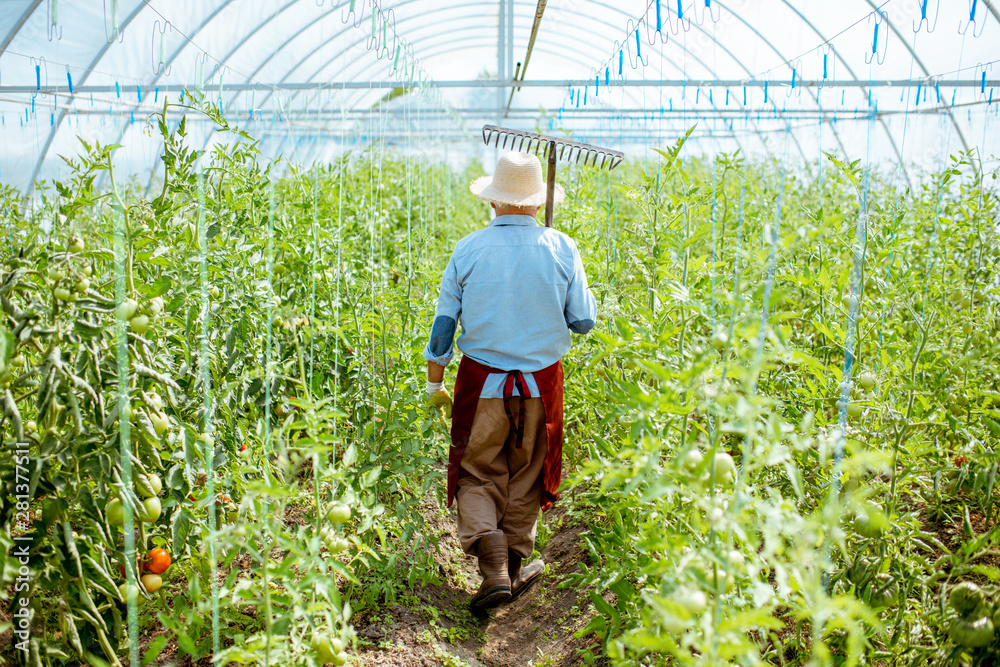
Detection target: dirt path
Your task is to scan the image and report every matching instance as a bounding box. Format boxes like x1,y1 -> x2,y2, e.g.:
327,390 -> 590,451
353,498 -> 604,667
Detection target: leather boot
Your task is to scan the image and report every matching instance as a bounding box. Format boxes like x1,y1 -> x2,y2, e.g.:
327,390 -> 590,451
507,549 -> 544,602
469,533 -> 511,610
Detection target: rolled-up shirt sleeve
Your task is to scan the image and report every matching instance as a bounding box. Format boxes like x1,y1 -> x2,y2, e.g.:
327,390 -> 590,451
564,245 -> 597,334
423,255 -> 462,366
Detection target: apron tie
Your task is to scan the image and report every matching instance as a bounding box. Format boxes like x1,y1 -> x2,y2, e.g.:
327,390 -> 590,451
502,370 -> 530,448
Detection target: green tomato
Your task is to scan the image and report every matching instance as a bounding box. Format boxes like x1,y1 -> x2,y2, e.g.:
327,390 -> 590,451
118,582 -> 142,606
949,615 -> 995,648
150,411 -> 170,436
950,582 -> 985,617
117,298 -> 138,321
332,652 -> 348,666
82,264 -> 92,277
107,499 -> 125,526
10,354 -> 25,367
144,392 -> 163,411
865,310 -> 879,323
712,452 -> 735,479
681,449 -> 704,472
327,503 -> 352,524
67,235 -> 85,253
710,331 -> 729,350
847,404 -> 863,419
129,315 -> 150,334
147,296 -> 164,315
136,473 -> 162,498
311,634 -> 338,664
853,503 -> 884,539
858,373 -> 876,391
140,497 -> 162,523
47,266 -> 66,281
74,277 -> 90,293
846,556 -> 876,586
54,287 -> 73,301
867,573 -> 899,608
674,588 -> 707,615
327,537 -> 350,554
209,285 -> 220,299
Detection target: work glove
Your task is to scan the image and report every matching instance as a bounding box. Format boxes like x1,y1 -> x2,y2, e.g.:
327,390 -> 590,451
426,381 -> 453,418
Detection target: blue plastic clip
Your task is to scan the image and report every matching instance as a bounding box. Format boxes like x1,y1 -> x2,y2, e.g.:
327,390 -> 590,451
959,0 -> 985,36
50,113 -> 53,126
676,0 -> 683,19
791,68 -> 797,89
635,29 -> 641,63
656,0 -> 662,32
606,67 -> 610,87
743,86 -> 746,105
596,75 -> 599,96
619,50 -> 624,76
584,86 -> 588,104
725,89 -> 729,105
764,80 -> 768,104
66,71 -> 73,93
696,88 -> 700,104
130,111 -> 134,124
154,87 -> 159,103
35,65 -> 40,90
136,85 -> 141,100
983,71 -> 987,94
669,98 -> 673,111
915,83 -> 922,105
30,98 -> 34,114
935,82 -> 940,103
823,54 -> 828,79
115,81 -> 120,98
709,89 -> 713,104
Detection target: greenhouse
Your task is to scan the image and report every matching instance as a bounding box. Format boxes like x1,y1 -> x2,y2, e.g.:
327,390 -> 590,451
0,0 -> 998,665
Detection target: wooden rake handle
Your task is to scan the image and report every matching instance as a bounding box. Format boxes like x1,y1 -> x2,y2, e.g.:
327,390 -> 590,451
545,140 -> 556,228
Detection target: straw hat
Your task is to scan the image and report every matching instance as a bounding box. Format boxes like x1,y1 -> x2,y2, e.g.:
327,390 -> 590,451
469,152 -> 565,207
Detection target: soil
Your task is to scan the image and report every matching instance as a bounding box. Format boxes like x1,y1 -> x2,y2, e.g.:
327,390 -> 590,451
350,496 -> 605,667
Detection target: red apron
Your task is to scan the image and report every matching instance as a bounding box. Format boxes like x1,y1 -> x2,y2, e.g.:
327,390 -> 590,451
447,355 -> 564,511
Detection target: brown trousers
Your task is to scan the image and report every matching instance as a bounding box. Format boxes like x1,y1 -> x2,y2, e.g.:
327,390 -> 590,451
455,397 -> 547,558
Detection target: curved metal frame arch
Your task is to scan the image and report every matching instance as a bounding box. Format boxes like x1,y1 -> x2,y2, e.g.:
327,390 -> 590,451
198,1 -> 805,166
26,0 -> 190,193
17,0 -> 977,191
861,0 -> 970,157
103,0 -> 323,187
0,0 -> 44,56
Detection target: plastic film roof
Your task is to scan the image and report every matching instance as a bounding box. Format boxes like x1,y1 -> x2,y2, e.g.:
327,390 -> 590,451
0,0 -> 998,191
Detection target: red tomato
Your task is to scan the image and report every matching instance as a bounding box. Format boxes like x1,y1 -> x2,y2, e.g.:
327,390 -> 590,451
143,548 -> 171,575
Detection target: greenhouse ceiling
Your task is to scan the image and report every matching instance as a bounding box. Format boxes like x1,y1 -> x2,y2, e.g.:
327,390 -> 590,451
0,0 -> 998,192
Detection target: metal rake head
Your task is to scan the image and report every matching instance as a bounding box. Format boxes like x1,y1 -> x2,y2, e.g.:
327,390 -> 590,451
482,125 -> 624,171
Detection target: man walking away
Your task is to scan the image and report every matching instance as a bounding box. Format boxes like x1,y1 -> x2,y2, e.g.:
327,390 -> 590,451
422,151 -> 597,611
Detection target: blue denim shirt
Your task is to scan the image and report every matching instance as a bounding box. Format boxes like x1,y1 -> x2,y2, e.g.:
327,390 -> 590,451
423,214 -> 597,398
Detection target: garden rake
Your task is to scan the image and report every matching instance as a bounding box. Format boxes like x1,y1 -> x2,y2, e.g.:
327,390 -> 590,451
482,125 -> 624,227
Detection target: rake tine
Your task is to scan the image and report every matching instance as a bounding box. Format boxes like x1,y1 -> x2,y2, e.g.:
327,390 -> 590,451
600,154 -> 608,169
575,148 -> 583,165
